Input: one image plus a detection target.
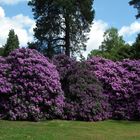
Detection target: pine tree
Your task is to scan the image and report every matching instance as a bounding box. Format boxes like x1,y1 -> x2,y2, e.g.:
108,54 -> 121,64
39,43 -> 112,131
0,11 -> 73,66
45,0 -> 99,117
3,29 -> 19,57
28,0 -> 94,57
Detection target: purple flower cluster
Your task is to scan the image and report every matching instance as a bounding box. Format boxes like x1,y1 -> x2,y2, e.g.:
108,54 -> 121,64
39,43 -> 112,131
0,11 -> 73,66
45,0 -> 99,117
0,57 -> 12,118
87,57 -> 140,120
0,49 -> 64,121
64,62 -> 110,121
0,57 -> 12,94
53,54 -> 76,80
53,54 -> 110,121
53,54 -> 76,100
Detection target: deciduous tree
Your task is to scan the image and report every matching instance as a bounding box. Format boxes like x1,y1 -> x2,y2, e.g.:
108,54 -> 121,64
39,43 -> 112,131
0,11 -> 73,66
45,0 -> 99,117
88,27 -> 132,61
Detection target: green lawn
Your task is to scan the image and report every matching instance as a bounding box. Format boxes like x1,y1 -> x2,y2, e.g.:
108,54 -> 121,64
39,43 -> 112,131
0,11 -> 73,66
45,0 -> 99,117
0,120 -> 140,140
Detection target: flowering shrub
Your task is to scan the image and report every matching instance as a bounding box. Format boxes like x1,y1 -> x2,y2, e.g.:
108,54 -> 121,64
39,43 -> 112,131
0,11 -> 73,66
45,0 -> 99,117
0,50 -> 140,121
0,57 -> 12,94
53,55 -> 110,121
119,59 -> 140,119
0,57 -> 12,119
52,54 -> 76,80
63,62 -> 110,121
53,54 -> 76,97
87,57 -> 140,120
0,48 -> 64,121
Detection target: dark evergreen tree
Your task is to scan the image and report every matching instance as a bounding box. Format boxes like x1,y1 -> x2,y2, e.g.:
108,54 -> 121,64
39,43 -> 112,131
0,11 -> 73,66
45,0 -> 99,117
28,0 -> 94,57
3,29 -> 19,57
129,0 -> 140,18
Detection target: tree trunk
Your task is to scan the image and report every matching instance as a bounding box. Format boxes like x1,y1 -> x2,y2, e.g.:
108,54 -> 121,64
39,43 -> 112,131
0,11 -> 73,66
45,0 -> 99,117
65,13 -> 70,57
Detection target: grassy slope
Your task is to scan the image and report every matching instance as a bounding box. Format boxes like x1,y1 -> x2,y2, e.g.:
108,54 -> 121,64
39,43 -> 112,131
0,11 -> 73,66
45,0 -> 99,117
0,120 -> 140,140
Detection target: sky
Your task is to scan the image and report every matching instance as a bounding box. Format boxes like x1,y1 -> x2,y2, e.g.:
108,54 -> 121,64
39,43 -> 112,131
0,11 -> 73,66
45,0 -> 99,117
0,0 -> 140,57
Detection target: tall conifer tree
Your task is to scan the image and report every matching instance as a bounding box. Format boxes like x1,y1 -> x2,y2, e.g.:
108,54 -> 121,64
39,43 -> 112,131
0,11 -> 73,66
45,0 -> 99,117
28,0 -> 94,57
3,29 -> 19,57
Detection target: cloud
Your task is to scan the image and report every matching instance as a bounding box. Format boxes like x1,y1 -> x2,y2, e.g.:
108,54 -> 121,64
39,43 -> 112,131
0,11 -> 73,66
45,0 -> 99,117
0,6 -> 5,18
127,41 -> 134,45
119,21 -> 140,37
83,20 -> 108,58
0,6 -> 35,48
0,0 -> 28,5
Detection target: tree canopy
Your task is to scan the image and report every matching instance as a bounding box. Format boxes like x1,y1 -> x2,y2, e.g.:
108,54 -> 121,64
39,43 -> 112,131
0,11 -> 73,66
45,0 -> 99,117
88,27 -> 132,61
99,27 -> 125,52
28,0 -> 94,58
131,33 -> 140,59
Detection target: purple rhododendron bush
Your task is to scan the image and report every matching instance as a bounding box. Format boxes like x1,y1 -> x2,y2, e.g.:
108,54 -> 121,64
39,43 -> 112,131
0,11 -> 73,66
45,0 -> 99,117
0,57 -> 12,118
53,54 -> 76,97
87,57 -> 140,120
0,48 -> 64,121
53,54 -> 76,80
64,62 -> 110,121
119,59 -> 140,119
53,55 -> 110,121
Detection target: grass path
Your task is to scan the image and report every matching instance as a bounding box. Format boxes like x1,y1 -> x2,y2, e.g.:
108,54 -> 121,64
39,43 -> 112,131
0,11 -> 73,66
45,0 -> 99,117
0,120 -> 140,140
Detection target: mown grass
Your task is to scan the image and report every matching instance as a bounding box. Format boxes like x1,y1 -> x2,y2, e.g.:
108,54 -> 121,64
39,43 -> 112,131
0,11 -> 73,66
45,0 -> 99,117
0,120 -> 140,140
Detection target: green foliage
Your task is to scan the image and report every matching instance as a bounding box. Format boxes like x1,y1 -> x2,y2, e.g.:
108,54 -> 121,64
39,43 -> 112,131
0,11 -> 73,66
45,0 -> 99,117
3,29 -> 19,57
131,33 -> 140,59
129,0 -> 140,18
89,45 -> 132,61
0,47 -> 4,56
28,0 -> 94,57
27,42 -> 38,50
88,27 -> 132,61
99,27 -> 125,52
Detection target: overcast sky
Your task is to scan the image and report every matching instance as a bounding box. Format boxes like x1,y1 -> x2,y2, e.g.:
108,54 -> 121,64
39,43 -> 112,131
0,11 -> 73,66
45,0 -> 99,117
0,0 -> 140,57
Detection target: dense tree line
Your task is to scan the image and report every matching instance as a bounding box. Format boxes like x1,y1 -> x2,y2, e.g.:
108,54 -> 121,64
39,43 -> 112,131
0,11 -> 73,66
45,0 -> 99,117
0,0 -> 139,60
